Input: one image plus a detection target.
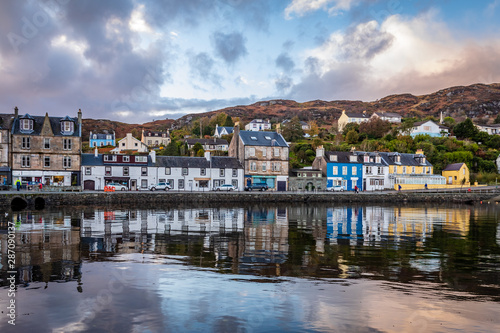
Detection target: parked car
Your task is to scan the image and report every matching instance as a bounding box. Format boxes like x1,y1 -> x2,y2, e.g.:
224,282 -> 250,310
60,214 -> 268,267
326,185 -> 345,192
106,183 -> 128,191
244,183 -> 269,191
149,182 -> 172,191
214,184 -> 237,191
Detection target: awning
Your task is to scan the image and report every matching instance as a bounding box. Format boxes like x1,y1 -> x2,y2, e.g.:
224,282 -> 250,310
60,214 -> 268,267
194,178 -> 210,181
104,177 -> 130,181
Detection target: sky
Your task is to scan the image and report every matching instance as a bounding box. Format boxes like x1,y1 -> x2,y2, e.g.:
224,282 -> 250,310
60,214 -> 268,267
1,0 -> 500,124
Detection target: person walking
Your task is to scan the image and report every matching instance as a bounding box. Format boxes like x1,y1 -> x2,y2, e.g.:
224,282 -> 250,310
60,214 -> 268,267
354,185 -> 358,193
16,179 -> 21,191
398,184 -> 402,192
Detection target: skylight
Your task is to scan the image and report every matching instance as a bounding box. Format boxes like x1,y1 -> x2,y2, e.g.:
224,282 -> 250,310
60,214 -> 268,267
251,136 -> 257,141
265,136 -> 271,140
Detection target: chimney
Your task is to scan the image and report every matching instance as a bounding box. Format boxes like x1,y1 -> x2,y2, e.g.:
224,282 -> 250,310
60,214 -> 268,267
415,149 -> 424,155
204,151 -> 211,162
78,109 -> 82,124
14,106 -> 18,118
94,146 -> 98,158
149,150 -> 156,164
316,145 -> 324,158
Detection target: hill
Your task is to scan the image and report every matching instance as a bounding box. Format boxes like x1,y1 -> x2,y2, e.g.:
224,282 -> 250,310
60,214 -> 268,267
82,83 -> 500,138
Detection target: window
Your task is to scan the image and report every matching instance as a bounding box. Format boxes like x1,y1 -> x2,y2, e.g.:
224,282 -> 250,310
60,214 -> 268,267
104,155 -> 116,162
262,163 -> 267,172
352,167 -> 357,175
220,168 -> 225,177
365,166 -> 371,174
182,168 -> 188,175
272,163 -> 280,171
148,140 -> 152,145
63,139 -> 72,150
200,168 -> 206,176
262,148 -> 267,156
250,162 -> 257,171
123,156 -> 130,162
21,155 -> 30,167
122,143 -> 125,147
135,156 -> 147,162
165,167 -> 171,175
232,168 -> 237,177
249,147 -> 255,156
330,155 -> 337,162
393,166 -> 397,173
342,166 -> 347,175
412,166 -> 415,174
22,137 -> 30,149
61,121 -> 74,133
403,166 -> 407,174
463,168 -> 465,175
107,135 -> 112,140
44,138 -> 50,149
364,156 -> 369,163
350,156 -> 357,162
141,167 -> 147,176
179,179 -> 184,189
100,142 -> 104,146
21,119 -> 33,131
274,148 -> 280,157
332,166 -> 338,175
63,156 -> 71,168
123,167 -> 129,176
232,179 -> 238,188
105,166 -> 111,176
376,156 -> 381,163
85,167 -> 91,175
141,179 -> 148,188
134,143 -> 138,147
44,157 -> 50,167
377,167 -> 383,174
168,179 -> 174,188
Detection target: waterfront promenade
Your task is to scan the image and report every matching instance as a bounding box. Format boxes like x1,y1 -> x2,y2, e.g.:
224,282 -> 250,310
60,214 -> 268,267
1,186 -> 500,210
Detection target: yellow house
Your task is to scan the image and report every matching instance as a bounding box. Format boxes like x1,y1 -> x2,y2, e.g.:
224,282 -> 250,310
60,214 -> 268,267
442,163 -> 470,185
337,110 -> 370,132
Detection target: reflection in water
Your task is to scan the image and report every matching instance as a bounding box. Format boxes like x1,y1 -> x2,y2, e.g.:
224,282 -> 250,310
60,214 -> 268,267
0,204 -> 499,332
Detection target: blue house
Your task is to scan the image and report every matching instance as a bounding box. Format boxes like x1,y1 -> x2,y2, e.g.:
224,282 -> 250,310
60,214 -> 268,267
89,131 -> 115,147
312,148 -> 363,191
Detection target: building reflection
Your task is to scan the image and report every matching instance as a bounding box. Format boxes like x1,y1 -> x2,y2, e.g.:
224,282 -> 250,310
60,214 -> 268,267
0,211 -> 82,287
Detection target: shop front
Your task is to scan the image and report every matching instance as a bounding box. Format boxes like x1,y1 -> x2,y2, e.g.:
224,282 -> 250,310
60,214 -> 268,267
12,170 -> 73,187
245,175 -> 276,189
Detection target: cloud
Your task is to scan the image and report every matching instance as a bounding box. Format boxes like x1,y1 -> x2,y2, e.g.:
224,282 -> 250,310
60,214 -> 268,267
288,10 -> 500,102
211,31 -> 248,64
275,75 -> 294,93
189,52 -> 223,88
275,53 -> 296,71
285,0 -> 358,19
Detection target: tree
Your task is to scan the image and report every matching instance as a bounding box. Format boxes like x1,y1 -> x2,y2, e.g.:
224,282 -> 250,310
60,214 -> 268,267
281,116 -> 304,142
163,140 -> 180,156
192,142 -> 203,156
224,115 -> 234,127
453,118 -> 479,139
359,118 -> 392,139
442,117 -> 456,128
306,121 -> 319,137
398,119 -> 415,136
495,114 -> 500,124
345,129 -> 359,144
342,123 -> 359,136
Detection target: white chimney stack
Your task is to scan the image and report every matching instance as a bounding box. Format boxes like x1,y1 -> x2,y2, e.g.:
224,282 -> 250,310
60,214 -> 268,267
204,151 -> 211,161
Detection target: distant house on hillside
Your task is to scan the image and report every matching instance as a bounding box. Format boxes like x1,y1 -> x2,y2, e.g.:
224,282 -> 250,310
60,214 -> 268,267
141,129 -> 170,147
185,138 -> 229,151
371,111 -> 402,123
214,124 -> 234,138
337,110 -> 370,132
245,119 -> 271,131
475,123 -> 500,135
89,131 -> 115,147
111,133 -> 148,154
281,119 -> 310,131
410,120 -> 449,137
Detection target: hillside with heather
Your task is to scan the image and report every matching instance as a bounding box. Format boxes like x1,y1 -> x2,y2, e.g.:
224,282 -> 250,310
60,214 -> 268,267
82,83 -> 500,138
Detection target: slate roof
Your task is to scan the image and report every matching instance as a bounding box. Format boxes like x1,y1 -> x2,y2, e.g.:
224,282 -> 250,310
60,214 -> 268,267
11,114 -> 81,136
90,133 -> 114,140
143,130 -> 169,137
442,163 -> 465,171
378,152 -> 433,167
185,138 -> 229,145
215,126 -> 234,136
0,113 -> 14,130
155,156 -> 242,169
345,112 -> 370,119
324,151 -> 362,164
354,151 -> 386,166
238,130 -> 288,147
373,111 -> 401,118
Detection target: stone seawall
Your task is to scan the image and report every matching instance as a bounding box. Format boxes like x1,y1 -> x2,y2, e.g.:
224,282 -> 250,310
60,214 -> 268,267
1,191 -> 499,210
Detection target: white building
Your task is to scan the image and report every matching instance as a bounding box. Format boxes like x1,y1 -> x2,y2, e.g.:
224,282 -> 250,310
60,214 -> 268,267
410,120 -> 449,137
476,123 -> 500,135
111,133 -> 149,154
245,119 -> 271,131
371,111 -> 402,123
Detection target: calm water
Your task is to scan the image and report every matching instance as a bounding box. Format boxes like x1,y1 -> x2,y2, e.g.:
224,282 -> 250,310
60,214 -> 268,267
1,203 -> 499,333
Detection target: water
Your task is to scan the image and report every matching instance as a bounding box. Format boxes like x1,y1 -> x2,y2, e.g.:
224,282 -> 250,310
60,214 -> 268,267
1,203 -> 499,332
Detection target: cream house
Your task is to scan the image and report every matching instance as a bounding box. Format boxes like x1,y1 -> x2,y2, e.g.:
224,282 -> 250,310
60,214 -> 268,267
112,133 -> 148,154
337,110 -> 370,132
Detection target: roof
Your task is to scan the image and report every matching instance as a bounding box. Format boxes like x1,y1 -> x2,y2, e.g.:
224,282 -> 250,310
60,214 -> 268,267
248,119 -> 269,124
413,120 -> 449,129
378,152 -> 433,167
0,113 -> 14,130
324,151 -> 362,164
185,138 -> 229,145
143,130 -> 169,137
90,132 -> 114,140
215,126 -> 234,135
11,114 -> 81,137
238,130 -> 288,147
442,163 -> 465,171
345,111 -> 370,119
373,111 -> 401,118
155,156 -> 242,169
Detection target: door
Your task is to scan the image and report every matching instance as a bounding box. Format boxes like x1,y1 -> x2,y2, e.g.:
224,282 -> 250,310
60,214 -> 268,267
131,179 -> 137,191
83,180 -> 95,191
277,181 -> 287,191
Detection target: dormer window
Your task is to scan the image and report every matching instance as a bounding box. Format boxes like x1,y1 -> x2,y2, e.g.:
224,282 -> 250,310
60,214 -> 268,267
364,156 -> 369,163
349,156 -> 357,162
20,117 -> 34,132
93,134 -> 97,139
375,156 -> 381,164
395,155 -> 401,163
330,155 -> 337,162
61,117 -> 75,134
